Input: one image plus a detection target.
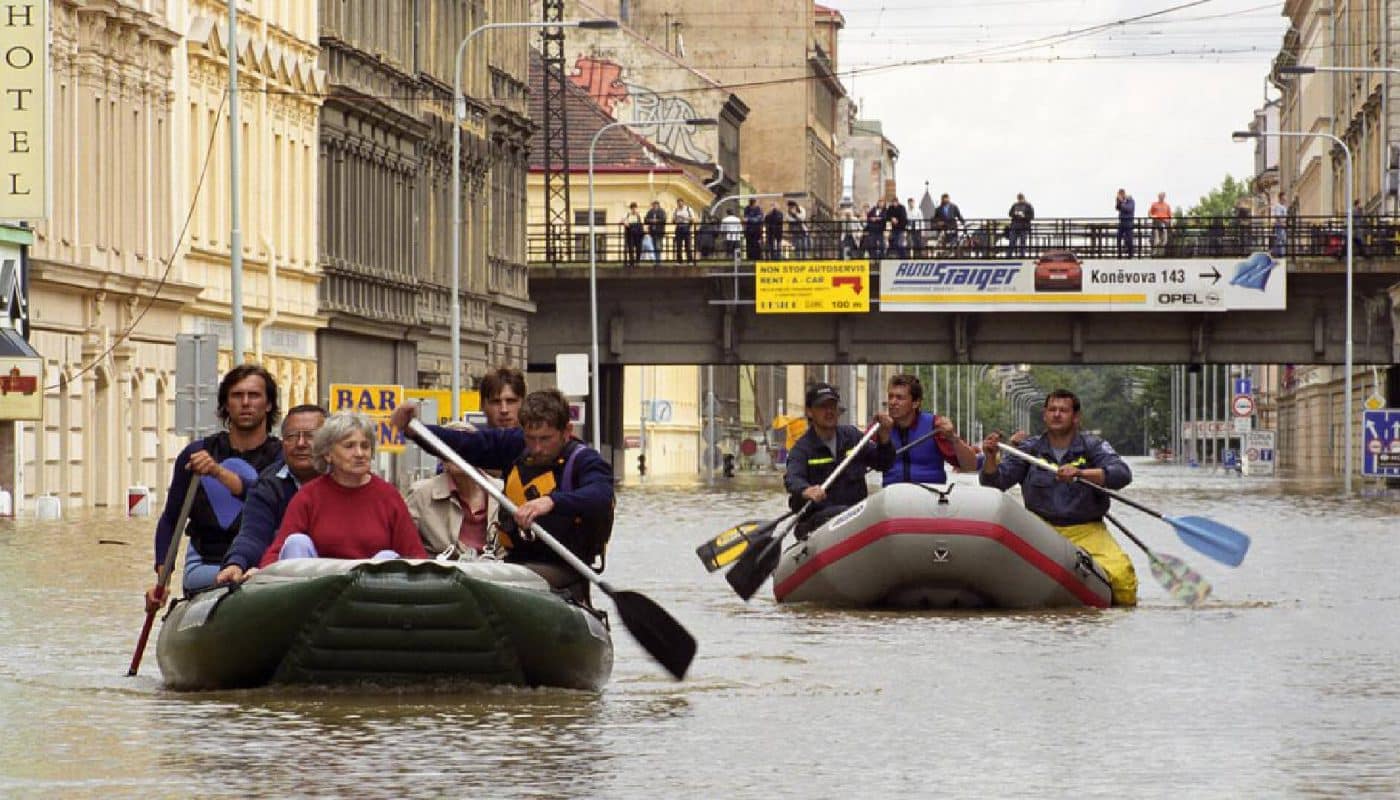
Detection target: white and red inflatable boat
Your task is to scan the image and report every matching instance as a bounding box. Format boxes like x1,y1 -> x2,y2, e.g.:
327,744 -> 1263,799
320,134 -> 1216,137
771,482 -> 1113,609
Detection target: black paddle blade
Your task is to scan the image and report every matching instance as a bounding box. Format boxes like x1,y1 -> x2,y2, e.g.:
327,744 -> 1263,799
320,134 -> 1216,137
696,518 -> 777,572
724,533 -> 784,601
609,588 -> 697,680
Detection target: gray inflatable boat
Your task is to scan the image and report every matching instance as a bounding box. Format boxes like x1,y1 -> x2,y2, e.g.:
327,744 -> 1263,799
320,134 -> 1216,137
772,482 -> 1113,609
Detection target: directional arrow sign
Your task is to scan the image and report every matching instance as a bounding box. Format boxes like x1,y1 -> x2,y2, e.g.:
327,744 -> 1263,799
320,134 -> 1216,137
1199,265 -> 1222,284
832,275 -> 863,294
756,260 -> 869,314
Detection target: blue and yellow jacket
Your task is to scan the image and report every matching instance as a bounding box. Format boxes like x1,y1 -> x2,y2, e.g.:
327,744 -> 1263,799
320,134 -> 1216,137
979,433 -> 1131,525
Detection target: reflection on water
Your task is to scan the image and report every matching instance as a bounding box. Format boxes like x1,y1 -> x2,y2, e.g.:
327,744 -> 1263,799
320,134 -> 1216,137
2,460 -> 1399,797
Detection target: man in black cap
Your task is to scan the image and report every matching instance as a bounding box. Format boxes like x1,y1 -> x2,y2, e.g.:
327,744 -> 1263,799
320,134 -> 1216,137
783,382 -> 894,537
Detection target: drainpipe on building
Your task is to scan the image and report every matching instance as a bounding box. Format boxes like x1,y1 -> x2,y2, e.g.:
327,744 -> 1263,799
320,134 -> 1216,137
253,234 -> 278,366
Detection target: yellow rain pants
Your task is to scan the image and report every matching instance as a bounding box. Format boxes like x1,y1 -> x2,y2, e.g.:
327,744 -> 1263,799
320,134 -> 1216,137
1052,520 -> 1138,607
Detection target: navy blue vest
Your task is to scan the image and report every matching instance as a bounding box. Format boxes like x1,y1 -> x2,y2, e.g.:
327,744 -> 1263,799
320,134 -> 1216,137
882,412 -> 952,486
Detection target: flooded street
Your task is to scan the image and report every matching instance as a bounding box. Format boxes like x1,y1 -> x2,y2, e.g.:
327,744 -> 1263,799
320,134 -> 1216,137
2,459 -> 1399,798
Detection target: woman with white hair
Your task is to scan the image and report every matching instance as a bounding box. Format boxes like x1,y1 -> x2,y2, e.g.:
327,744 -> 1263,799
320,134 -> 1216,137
259,411 -> 427,566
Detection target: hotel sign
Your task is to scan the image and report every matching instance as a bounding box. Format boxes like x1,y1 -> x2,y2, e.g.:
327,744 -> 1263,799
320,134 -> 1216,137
0,356 -> 41,419
0,1 -> 48,219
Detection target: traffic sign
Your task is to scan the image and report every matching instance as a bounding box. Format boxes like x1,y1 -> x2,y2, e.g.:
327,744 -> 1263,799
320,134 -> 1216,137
1231,394 -> 1255,417
755,260 -> 870,314
1234,378 -> 1252,396
1242,429 -> 1275,476
1362,409 -> 1400,477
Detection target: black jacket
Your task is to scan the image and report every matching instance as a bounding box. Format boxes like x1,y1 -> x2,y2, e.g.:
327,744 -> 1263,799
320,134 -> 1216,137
783,425 -> 895,513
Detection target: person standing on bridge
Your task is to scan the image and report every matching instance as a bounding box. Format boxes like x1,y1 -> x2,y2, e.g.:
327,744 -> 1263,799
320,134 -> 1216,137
885,194 -> 910,258
623,202 -> 644,267
764,202 -> 785,259
1115,189 -> 1136,257
744,199 -> 764,260
978,389 -> 1138,606
1149,192 -> 1172,255
1007,193 -> 1034,258
787,200 -> 810,258
882,373 -> 977,487
645,200 -> 667,262
673,198 -> 695,263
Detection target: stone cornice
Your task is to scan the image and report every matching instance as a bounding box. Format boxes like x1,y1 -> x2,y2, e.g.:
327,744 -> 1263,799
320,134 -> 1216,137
29,258 -> 204,306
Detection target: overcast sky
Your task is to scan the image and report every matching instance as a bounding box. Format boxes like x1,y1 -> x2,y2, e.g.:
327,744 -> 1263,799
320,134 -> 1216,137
833,0 -> 1288,218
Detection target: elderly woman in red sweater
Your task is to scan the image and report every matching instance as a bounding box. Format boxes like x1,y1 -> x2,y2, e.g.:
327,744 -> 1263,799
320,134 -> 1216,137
260,411 -> 426,566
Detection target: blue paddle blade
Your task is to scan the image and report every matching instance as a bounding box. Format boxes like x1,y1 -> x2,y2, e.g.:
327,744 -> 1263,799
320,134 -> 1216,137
200,457 -> 257,528
1165,515 -> 1250,567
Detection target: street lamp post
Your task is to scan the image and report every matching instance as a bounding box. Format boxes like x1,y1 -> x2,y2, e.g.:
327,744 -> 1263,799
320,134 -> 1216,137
587,117 -> 718,454
448,19 -> 617,420
1233,127 -> 1354,493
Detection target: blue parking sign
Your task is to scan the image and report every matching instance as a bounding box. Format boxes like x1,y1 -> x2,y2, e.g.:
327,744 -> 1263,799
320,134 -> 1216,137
1362,409 -> 1400,477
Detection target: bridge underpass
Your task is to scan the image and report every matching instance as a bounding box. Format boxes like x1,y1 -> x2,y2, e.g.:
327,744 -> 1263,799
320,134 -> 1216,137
527,257 -> 1400,467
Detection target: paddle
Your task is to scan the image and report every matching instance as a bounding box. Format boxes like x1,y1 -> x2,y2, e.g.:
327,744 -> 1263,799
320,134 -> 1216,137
128,477 -> 201,677
696,424 -> 936,573
995,442 -> 1251,567
723,421 -> 884,601
407,419 -> 697,680
1105,512 -> 1211,606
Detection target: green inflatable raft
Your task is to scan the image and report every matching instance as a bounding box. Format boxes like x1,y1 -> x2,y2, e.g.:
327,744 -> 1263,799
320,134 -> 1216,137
155,558 -> 613,691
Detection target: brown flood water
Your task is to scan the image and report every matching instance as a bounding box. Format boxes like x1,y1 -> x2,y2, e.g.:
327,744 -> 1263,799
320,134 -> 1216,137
1,459 -> 1399,798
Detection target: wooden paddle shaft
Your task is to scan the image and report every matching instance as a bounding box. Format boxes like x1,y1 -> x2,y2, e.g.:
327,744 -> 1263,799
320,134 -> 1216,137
127,477 -> 201,676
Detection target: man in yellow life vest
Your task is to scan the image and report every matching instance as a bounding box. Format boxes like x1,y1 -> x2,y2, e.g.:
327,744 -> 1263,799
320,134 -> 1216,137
978,389 -> 1138,606
393,389 -> 614,605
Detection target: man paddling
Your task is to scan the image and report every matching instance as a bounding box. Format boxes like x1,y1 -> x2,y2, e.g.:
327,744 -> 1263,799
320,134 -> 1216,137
392,389 -> 614,605
882,373 -> 977,486
146,365 -> 282,609
784,382 -> 894,537
979,389 -> 1138,605
214,404 -> 328,585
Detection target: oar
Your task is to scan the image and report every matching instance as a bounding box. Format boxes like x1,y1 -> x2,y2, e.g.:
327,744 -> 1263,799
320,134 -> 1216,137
696,424 -> 934,573
408,419 -> 696,680
1105,512 -> 1211,606
724,421 -> 884,601
995,442 -> 1250,567
128,477 -> 201,676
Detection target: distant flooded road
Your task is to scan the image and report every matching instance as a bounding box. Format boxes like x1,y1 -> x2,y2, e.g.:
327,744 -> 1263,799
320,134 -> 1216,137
2,460 -> 1398,798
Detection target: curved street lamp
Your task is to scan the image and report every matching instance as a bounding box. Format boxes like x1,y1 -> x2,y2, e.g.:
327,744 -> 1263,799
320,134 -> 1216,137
448,18 -> 618,419
1233,127 -> 1353,494
588,117 -> 718,451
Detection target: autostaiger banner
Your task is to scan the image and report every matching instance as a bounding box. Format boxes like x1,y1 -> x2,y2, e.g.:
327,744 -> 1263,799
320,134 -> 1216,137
877,253 -> 1286,312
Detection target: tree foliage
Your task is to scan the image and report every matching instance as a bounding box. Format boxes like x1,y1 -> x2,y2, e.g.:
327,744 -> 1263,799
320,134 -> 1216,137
1184,174 -> 1249,219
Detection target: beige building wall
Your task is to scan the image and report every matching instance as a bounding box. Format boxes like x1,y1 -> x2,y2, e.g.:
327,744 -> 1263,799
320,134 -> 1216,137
21,1 -> 322,510
621,364 -> 701,479
575,0 -> 844,214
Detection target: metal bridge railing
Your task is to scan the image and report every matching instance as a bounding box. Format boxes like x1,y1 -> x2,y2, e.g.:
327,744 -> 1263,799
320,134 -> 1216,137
527,216 -> 1396,265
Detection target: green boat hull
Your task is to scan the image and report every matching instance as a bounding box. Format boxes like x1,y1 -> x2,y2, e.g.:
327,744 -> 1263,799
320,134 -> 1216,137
156,559 -> 613,691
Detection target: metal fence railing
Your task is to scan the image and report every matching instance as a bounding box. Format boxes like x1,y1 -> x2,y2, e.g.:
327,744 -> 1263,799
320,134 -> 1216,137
527,216 -> 1396,265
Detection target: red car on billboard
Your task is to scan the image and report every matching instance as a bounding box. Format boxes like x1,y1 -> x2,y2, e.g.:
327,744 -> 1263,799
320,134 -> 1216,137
1034,250 -> 1082,292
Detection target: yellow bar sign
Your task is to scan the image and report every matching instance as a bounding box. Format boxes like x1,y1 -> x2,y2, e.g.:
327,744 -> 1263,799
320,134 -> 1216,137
0,1 -> 48,219
328,383 -> 406,453
755,260 -> 870,314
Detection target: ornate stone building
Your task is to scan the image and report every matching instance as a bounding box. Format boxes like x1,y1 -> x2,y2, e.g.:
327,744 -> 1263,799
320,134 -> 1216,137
316,0 -> 533,397
20,1 -> 322,509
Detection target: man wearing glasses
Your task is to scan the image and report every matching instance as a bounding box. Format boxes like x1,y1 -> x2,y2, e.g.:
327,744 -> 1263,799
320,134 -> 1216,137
783,382 -> 894,537
214,404 -> 328,584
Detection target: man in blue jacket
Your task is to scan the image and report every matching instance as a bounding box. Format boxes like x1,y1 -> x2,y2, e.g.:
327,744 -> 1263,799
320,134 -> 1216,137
393,389 -> 614,605
882,374 -> 977,487
214,404 -> 327,585
784,382 -> 894,537
978,389 -> 1138,605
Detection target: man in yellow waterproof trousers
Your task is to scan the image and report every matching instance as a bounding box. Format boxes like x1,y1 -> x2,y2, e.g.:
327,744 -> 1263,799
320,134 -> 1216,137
978,389 -> 1138,606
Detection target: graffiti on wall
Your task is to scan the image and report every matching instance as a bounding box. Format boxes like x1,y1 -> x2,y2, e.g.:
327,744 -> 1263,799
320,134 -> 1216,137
569,55 -> 712,163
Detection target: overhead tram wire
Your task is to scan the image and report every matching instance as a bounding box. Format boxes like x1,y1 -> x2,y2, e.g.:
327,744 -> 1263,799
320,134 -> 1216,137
43,90 -> 229,394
